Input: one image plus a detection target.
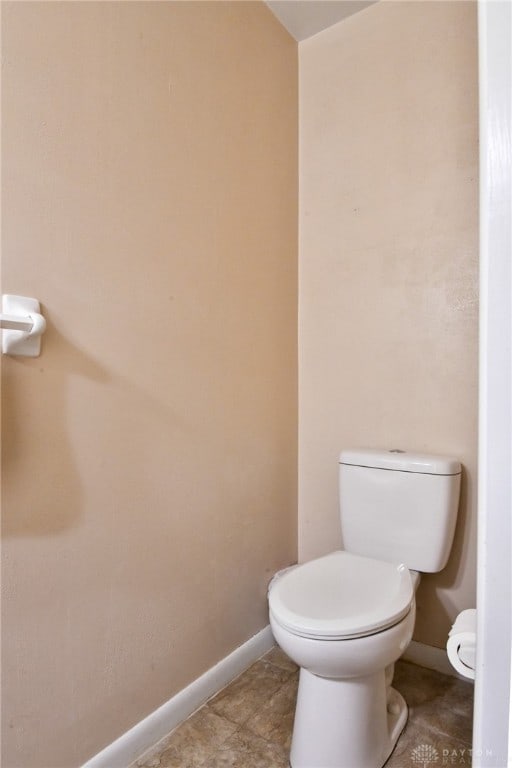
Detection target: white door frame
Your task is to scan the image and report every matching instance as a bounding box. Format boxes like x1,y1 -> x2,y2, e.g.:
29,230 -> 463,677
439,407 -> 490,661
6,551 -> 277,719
473,1 -> 512,765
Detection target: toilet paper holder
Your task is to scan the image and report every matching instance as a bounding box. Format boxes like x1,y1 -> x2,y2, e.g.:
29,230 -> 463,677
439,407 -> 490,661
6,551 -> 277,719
1,294 -> 46,357
447,608 -> 476,680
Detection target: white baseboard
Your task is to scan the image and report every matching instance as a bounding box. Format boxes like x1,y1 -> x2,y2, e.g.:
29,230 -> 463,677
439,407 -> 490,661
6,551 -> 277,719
403,639 -> 473,681
82,625 -> 275,768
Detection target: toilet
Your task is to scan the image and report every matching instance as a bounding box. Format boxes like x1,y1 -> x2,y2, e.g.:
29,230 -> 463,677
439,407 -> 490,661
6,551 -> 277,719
268,448 -> 461,768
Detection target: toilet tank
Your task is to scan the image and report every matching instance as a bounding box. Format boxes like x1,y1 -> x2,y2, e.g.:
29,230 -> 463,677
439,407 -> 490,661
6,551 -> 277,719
339,449 -> 461,573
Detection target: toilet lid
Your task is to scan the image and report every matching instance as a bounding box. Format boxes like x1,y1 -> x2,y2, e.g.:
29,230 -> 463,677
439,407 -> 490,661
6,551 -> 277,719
269,551 -> 413,640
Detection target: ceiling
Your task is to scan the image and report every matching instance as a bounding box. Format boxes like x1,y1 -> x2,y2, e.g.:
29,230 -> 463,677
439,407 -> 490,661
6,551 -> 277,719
265,1 -> 377,42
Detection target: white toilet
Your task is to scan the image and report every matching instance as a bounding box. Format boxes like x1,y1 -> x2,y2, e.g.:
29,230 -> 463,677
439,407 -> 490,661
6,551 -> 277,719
268,448 -> 461,768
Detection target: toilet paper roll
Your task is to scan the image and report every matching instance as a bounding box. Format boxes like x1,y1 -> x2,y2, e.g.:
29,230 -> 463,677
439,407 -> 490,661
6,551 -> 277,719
447,609 -> 476,680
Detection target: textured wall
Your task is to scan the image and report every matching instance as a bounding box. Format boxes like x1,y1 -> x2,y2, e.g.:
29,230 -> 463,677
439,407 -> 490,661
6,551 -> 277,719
1,3 -> 297,765
299,0 -> 478,648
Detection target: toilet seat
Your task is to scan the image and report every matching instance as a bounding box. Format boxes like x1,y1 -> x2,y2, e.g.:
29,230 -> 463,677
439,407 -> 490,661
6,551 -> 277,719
269,551 -> 414,640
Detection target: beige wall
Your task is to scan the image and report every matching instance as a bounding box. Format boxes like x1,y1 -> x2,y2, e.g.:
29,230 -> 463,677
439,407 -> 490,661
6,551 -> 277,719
299,1 -> 478,648
1,0 -> 480,762
1,3 -> 297,766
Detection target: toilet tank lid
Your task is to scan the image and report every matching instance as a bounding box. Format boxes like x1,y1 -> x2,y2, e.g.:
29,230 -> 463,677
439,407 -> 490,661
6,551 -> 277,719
339,449 -> 461,476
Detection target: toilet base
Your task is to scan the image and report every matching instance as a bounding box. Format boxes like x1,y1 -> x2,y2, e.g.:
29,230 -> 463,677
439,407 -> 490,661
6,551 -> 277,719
290,668 -> 408,768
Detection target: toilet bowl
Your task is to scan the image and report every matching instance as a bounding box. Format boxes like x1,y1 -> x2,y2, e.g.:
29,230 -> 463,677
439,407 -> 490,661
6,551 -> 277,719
269,550 -> 419,768
268,449 -> 461,768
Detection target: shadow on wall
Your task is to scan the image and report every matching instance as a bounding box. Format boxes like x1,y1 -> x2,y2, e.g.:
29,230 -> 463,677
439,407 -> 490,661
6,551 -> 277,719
414,464 -> 474,638
437,464 -> 471,591
1,311 -> 109,537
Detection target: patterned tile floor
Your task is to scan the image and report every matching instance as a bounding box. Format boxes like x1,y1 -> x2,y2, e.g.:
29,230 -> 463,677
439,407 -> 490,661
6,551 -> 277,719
133,647 -> 473,768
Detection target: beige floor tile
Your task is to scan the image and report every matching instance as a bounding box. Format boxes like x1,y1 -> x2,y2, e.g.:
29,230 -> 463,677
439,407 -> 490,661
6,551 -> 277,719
263,646 -> 299,674
208,659 -> 292,726
245,675 -> 298,750
394,660 -> 455,705
394,661 -> 474,745
156,744 -> 212,768
208,726 -> 290,768
137,707 -> 237,768
386,718 -> 473,768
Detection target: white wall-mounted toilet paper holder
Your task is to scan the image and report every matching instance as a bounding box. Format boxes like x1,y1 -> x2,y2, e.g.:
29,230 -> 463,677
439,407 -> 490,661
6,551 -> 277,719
447,608 -> 476,680
1,294 -> 46,357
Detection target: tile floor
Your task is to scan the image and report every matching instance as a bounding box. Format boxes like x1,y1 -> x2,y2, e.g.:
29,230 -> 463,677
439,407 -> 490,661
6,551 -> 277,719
133,647 -> 474,768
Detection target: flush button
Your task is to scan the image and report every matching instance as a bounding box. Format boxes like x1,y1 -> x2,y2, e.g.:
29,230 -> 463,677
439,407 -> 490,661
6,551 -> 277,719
389,449 -> 405,453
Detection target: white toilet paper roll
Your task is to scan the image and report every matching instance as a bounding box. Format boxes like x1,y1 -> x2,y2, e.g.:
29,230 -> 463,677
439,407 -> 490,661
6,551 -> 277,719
447,608 -> 476,680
